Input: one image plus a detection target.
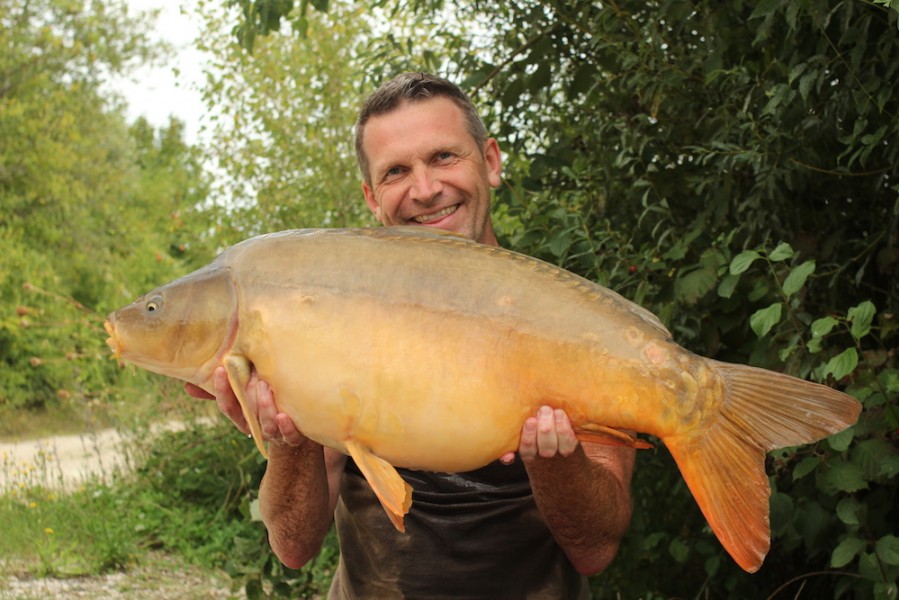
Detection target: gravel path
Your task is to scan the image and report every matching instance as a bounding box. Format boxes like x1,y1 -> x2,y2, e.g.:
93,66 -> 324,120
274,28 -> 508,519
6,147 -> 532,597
0,421 -> 211,490
0,423 -> 244,599
0,552 -> 242,599
0,428 -> 130,490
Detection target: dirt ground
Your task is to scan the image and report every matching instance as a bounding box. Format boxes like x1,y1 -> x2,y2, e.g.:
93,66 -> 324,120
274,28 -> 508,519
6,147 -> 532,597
0,551 -> 243,599
0,424 -> 245,600
0,427 -> 130,490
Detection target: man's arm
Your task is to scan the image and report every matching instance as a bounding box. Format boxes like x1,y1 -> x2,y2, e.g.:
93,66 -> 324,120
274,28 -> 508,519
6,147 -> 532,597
186,369 -> 345,569
518,406 -> 636,575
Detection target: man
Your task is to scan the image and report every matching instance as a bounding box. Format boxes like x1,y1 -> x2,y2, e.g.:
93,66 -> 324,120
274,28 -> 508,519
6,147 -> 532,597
188,73 -> 635,598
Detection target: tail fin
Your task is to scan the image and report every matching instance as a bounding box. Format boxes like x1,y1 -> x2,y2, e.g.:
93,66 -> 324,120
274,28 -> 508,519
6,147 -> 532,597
664,361 -> 861,573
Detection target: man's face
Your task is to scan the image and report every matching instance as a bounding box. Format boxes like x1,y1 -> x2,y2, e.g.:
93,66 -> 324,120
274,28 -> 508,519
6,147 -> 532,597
361,97 -> 502,246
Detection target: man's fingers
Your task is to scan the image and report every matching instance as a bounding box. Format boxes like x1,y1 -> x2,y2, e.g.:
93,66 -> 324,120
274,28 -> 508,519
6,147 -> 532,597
276,413 -> 305,446
536,406 -> 558,458
256,380 -> 280,438
554,408 -> 579,457
518,417 -> 539,462
517,406 -> 581,464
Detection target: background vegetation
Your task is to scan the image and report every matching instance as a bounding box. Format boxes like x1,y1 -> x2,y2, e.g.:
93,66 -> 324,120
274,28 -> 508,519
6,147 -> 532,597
1,0 -> 897,598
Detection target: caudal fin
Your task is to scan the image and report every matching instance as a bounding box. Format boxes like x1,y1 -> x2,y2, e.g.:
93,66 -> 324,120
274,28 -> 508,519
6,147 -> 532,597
664,361 -> 861,573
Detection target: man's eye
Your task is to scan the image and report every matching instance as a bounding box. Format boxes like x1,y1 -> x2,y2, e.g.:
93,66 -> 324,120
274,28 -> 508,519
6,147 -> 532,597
436,152 -> 453,161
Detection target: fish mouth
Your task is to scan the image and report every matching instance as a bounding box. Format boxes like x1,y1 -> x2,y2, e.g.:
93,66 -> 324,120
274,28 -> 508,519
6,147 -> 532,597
103,319 -> 120,358
413,204 -> 459,224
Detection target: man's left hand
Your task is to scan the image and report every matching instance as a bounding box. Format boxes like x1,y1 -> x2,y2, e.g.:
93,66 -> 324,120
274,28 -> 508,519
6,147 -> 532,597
500,405 -> 579,464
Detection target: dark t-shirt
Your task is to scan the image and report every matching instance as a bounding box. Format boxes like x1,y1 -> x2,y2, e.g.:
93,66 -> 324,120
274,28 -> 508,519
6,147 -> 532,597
327,457 -> 588,599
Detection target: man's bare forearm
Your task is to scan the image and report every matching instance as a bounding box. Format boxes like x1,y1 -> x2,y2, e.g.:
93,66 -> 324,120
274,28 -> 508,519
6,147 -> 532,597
258,439 -> 334,569
526,444 -> 635,575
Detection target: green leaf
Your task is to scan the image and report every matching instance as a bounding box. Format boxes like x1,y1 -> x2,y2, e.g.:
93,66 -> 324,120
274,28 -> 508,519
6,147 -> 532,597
848,301 -> 876,340
875,535 -> 899,566
750,0 -> 781,19
668,537 -> 689,563
831,537 -> 866,568
730,250 -> 760,275
820,460 -> 868,493
793,456 -> 819,480
717,273 -> 739,298
750,303 -> 782,338
769,491 -> 794,534
768,242 -> 794,262
675,266 -> 717,304
249,498 -> 262,522
782,260 -> 816,297
828,428 -> 854,452
811,316 -> 839,338
808,336 -> 824,353
881,454 -> 899,479
825,348 -> 859,380
836,497 -> 862,526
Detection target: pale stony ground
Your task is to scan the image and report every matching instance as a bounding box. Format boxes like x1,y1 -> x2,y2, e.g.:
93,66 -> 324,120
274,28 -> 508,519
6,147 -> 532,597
0,552 -> 243,600
0,423 -> 245,600
0,421 -> 207,490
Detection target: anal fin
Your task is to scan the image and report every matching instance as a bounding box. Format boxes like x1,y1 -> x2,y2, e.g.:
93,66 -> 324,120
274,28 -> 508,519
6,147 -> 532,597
345,440 -> 412,532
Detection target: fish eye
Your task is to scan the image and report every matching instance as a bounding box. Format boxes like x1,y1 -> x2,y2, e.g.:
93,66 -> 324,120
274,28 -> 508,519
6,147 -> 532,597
146,295 -> 163,313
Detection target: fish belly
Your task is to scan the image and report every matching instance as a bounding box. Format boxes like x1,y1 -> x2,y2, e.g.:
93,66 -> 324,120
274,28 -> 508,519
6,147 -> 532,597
239,290 -> 705,473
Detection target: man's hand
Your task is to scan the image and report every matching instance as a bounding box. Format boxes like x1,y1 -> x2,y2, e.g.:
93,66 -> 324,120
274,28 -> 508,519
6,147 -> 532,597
500,405 -> 579,464
184,367 -> 304,446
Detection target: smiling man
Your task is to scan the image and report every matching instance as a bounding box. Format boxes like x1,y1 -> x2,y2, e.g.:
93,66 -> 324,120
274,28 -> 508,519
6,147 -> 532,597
357,80 -> 501,247
190,73 -> 635,599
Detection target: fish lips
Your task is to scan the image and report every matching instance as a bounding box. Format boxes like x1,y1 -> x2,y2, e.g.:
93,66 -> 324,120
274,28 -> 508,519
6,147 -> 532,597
103,317 -> 121,359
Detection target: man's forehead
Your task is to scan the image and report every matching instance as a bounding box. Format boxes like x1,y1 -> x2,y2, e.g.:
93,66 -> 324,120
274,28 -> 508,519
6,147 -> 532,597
364,98 -> 471,154
371,96 -> 464,125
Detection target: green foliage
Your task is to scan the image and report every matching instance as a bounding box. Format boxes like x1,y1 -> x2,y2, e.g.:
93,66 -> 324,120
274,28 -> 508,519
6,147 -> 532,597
216,0 -> 899,597
6,0 -> 897,597
0,0 -> 214,418
0,483 -> 142,575
195,0 -> 381,239
451,3 -> 898,596
194,0 -> 483,238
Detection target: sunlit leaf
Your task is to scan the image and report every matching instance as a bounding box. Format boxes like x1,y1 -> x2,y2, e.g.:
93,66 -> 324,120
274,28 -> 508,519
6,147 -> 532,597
811,316 -> 839,338
768,242 -> 794,262
825,348 -> 859,380
848,301 -> 876,340
782,260 -> 815,297
730,250 -> 761,275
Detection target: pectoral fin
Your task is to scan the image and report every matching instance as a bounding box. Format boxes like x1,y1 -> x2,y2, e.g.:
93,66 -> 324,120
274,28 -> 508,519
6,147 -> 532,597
575,423 -> 653,449
345,440 -> 412,532
223,354 -> 268,459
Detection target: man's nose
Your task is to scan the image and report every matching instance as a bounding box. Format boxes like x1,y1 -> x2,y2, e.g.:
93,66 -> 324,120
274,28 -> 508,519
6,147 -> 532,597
409,166 -> 442,202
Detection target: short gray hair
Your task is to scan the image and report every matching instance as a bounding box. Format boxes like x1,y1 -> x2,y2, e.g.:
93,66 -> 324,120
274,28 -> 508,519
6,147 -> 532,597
354,72 -> 488,185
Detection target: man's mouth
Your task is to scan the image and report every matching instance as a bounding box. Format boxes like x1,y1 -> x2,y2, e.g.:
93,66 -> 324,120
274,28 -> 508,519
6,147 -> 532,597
413,205 -> 459,224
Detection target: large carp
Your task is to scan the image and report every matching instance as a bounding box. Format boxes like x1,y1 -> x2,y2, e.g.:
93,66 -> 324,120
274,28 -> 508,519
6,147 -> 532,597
104,227 -> 860,573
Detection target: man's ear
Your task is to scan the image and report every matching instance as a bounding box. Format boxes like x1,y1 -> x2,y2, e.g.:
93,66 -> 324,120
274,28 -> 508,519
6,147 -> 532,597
362,181 -> 383,222
484,138 -> 502,188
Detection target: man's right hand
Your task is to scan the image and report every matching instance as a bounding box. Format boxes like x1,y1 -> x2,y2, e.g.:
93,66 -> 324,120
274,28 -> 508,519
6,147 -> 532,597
184,367 -> 305,446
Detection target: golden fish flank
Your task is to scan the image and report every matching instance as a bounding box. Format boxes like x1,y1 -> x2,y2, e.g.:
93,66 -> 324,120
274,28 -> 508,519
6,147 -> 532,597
104,226 -> 861,573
